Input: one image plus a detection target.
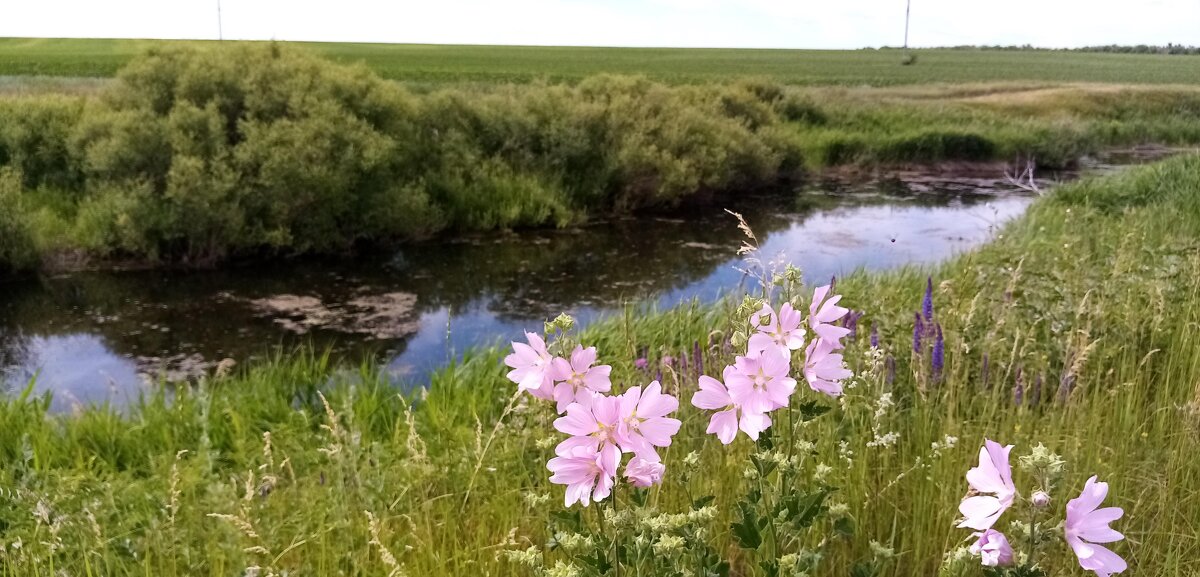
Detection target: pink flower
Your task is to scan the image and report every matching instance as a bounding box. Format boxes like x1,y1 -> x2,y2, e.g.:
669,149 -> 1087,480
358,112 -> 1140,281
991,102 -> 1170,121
802,338 -> 852,397
547,444 -> 619,507
969,529 -> 1015,567
748,303 -> 806,356
624,457 -> 665,488
616,381 -> 681,461
552,394 -> 622,456
504,331 -> 555,399
1065,476 -> 1127,577
549,345 -> 613,413
809,285 -> 851,346
957,439 -> 1017,531
725,350 -> 796,414
691,374 -> 771,444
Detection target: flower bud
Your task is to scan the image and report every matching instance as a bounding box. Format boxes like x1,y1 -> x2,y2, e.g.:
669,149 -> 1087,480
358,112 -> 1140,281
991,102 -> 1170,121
1032,491 -> 1050,508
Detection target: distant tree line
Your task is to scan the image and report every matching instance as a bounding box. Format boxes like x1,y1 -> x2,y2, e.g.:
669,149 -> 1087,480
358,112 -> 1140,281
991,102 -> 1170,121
877,44 -> 1200,55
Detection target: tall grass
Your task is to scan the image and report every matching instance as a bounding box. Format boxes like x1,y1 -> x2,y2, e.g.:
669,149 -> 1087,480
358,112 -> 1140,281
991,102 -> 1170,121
1,153 -> 1198,575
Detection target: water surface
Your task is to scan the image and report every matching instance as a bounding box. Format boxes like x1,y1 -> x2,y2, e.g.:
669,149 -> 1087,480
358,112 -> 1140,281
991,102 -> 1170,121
0,154 -> 1160,411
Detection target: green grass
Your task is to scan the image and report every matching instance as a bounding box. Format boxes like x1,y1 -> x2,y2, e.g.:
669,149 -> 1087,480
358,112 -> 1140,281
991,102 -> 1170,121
2,153 -> 1198,576
4,37 -> 1200,85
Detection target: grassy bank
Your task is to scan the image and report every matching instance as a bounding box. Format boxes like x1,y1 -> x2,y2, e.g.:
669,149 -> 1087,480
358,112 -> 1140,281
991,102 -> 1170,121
4,43 -> 1200,273
5,38 -> 1200,85
1,151 -> 1198,575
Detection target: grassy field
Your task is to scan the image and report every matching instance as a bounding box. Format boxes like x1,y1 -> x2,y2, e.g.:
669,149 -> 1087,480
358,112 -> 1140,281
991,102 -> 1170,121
1,151 -> 1198,576
4,37 -> 1200,85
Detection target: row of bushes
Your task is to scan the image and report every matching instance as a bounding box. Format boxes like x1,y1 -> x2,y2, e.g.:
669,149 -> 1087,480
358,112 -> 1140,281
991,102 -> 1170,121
4,44 -> 1200,271
0,45 -> 830,269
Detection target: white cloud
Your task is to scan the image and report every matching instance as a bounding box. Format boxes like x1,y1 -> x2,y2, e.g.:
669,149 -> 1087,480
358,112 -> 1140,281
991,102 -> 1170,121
1,0 -> 1198,48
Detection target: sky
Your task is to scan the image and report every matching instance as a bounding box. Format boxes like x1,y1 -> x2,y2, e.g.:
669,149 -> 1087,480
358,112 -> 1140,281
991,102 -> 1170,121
2,0 -> 1198,49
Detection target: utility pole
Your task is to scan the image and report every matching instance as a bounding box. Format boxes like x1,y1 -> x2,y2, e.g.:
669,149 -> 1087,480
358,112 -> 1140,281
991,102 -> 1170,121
217,0 -> 224,40
903,0 -> 911,48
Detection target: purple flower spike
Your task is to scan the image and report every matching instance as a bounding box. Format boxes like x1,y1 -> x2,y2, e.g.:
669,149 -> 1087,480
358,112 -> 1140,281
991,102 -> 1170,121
932,323 -> 944,383
662,355 -> 675,368
922,277 -> 934,323
1057,373 -> 1074,404
693,341 -> 703,377
842,310 -> 863,339
870,324 -> 879,349
913,312 -> 924,353
885,355 -> 896,385
634,358 -> 649,371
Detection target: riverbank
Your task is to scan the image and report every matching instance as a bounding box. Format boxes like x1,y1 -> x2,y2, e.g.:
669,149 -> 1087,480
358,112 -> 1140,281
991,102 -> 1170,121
4,44 -> 1200,273
1,151 -> 1197,575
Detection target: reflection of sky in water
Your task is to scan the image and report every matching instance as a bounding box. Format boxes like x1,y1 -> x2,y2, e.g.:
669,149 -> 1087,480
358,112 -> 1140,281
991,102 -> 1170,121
1,188 -> 1038,408
7,150 -> 1171,409
384,196 -> 1032,380
2,334 -> 141,412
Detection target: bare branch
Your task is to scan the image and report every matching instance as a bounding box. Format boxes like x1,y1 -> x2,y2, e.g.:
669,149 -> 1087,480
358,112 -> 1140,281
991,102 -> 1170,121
1005,157 -> 1042,195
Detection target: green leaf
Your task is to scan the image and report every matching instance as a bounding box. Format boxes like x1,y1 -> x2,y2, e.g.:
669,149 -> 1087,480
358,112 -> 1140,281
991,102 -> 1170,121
796,400 -> 831,422
581,550 -> 612,574
850,561 -> 876,577
834,516 -> 856,537
550,509 -> 582,532
692,495 -> 716,509
758,427 -> 775,450
778,489 -> 828,529
730,500 -> 763,550
751,453 -> 778,478
706,561 -> 731,577
759,558 -> 779,577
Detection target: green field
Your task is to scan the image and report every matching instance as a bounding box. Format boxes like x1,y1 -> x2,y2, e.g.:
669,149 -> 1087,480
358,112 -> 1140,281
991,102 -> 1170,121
3,37 -> 1200,85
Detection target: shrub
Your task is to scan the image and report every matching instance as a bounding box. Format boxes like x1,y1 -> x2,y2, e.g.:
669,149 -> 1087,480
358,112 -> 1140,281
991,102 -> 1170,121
0,96 -> 84,190
0,169 -> 38,270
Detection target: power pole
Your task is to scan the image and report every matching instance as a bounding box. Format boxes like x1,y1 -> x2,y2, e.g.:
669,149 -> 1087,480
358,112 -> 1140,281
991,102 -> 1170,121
903,0 -> 911,48
217,0 -> 224,40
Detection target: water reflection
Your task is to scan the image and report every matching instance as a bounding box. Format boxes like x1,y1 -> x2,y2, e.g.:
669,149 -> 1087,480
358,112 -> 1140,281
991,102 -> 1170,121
0,157 -> 1151,410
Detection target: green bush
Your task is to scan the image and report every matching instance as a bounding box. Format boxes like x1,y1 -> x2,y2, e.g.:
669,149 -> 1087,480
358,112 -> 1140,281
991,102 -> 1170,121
0,169 -> 38,270
0,96 -> 84,190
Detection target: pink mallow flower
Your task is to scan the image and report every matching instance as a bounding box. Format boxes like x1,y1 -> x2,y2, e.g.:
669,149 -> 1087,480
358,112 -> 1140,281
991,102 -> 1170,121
802,338 -> 852,397
616,381 -> 681,461
552,394 -> 622,457
547,444 -> 619,507
504,331 -> 555,399
969,529 -> 1015,567
691,374 -> 771,444
1065,476 -> 1127,577
624,457 -> 665,488
726,350 -> 797,415
809,285 -> 851,346
958,439 -> 1017,531
748,303 -> 806,356
549,345 -> 612,413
